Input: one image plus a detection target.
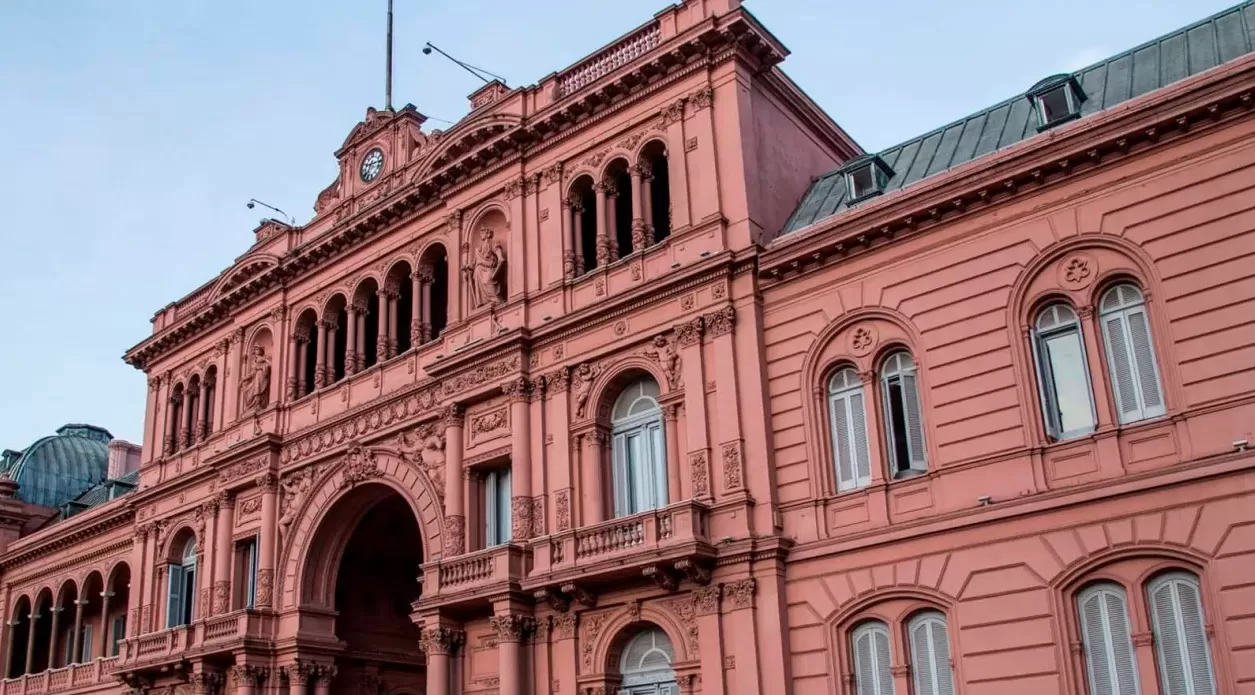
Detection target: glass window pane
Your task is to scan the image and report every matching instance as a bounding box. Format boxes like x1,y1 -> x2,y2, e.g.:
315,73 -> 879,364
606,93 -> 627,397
1043,331 -> 1095,434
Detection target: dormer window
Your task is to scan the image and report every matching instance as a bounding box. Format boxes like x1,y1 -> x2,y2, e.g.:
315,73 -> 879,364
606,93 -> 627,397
841,155 -> 894,205
1028,75 -> 1086,131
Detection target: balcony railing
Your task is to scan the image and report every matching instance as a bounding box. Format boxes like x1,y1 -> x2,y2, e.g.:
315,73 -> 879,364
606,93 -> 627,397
117,610 -> 275,669
421,543 -> 531,602
0,658 -> 119,695
556,22 -> 661,97
528,500 -> 712,585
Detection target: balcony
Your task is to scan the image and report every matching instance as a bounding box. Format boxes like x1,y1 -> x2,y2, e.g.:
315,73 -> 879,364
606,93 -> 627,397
418,543 -> 532,611
116,610 -> 275,672
0,658 -> 120,695
525,500 -> 715,598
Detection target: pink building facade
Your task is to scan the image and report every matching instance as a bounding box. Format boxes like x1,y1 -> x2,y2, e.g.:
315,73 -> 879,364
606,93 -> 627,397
3,1 -> 1255,694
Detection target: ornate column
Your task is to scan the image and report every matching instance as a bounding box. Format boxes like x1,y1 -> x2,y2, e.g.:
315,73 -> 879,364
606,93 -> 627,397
417,265 -> 434,344
355,310 -> 367,370
257,474 -> 278,607
676,317 -> 709,500
129,525 -> 147,637
630,163 -> 647,250
314,321 -> 330,388
163,392 -> 178,454
287,335 -> 301,400
195,379 -> 209,443
47,605 -> 63,667
504,378 -> 533,541
285,661 -> 315,695
345,305 -> 360,375
24,610 -> 38,674
384,286 -> 400,360
324,318 -> 339,384
376,291 -> 391,363
605,181 -> 620,261
663,403 -> 682,503
581,430 -> 606,524
639,162 -> 656,243
313,665 -> 336,695
593,181 -> 610,267
232,665 -> 265,695
693,586 -> 725,695
491,614 -> 534,695
567,197 -> 584,278
190,672 -> 224,695
212,491 -> 234,614
442,405 -> 466,556
726,579 -> 762,695
416,269 -> 431,346
183,387 -> 197,448
4,620 -> 18,678
69,599 -> 86,662
421,626 -> 464,695
96,591 -> 111,658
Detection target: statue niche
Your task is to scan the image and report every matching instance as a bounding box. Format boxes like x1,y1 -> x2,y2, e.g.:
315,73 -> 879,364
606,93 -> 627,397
239,342 -> 272,413
468,226 -> 507,308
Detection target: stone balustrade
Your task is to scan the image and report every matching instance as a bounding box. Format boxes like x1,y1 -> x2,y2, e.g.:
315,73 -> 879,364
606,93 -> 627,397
420,543 -> 532,604
0,657 -> 119,695
116,610 -> 275,669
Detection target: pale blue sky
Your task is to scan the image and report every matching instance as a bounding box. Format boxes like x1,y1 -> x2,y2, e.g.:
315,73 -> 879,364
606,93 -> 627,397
0,0 -> 1235,448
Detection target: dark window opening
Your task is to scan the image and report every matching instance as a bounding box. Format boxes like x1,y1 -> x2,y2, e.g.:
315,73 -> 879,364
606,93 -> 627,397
302,329 -> 319,396
1037,85 -> 1074,124
848,164 -> 877,200
646,148 -> 671,243
430,258 -> 449,340
363,295 -> 380,369
886,380 -> 911,474
614,169 -> 634,258
580,188 -> 598,272
396,277 -> 414,354
332,308 -> 348,382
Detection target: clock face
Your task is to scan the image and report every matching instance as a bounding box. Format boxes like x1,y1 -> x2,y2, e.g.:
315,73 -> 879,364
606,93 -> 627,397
360,148 -> 384,183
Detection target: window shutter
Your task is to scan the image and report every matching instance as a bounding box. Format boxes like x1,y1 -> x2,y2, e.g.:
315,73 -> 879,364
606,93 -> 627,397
928,619 -> 954,695
612,432 -> 630,518
1080,591 -> 1116,695
111,615 -> 126,656
647,422 -> 667,507
850,391 -> 872,487
873,627 -> 894,695
248,540 -> 259,608
901,372 -> 927,468
1150,575 -> 1216,695
830,393 -> 855,491
500,469 -> 513,543
1078,585 -> 1141,695
166,564 -> 185,628
1102,313 -> 1142,422
854,629 -> 877,695
65,627 -> 75,665
1125,307 -> 1164,414
911,619 -> 936,695
80,624 -> 92,663
484,473 -> 498,546
909,613 -> 954,695
1031,334 -> 1061,439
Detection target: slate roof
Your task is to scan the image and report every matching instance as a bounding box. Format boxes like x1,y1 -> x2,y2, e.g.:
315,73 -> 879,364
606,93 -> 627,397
64,469 -> 139,515
781,1 -> 1255,236
4,424 -> 112,508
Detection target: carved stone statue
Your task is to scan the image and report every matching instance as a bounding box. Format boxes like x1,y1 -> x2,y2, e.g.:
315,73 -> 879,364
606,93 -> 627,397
644,334 -> 682,389
573,363 -> 597,418
239,345 -> 272,412
470,227 -> 506,308
398,426 -> 447,497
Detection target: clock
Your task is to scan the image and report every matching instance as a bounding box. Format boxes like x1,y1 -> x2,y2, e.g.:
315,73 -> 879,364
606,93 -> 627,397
359,148 -> 385,183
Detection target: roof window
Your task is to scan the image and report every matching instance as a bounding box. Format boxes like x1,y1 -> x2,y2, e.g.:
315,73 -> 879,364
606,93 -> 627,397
842,154 -> 894,205
1028,75 -> 1086,131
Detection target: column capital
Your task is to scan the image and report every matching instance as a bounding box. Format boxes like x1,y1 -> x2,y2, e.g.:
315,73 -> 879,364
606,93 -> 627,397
230,665 -> 267,687
441,403 -> 465,427
256,472 -> 279,493
501,376 -> 534,402
420,626 -> 466,656
73,599 -> 89,607
490,613 -> 536,643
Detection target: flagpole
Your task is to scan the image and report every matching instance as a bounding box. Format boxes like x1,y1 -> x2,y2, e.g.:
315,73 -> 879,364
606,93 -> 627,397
386,0 -> 394,110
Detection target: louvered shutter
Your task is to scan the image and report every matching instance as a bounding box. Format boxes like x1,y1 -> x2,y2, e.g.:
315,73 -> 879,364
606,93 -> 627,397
647,421 -> 666,508
1078,585 -> 1141,695
1030,334 -> 1062,439
873,627 -> 894,695
1102,312 -> 1142,422
928,619 -> 954,695
909,613 -> 954,695
1125,307 -> 1164,416
1149,575 -> 1215,695
830,392 -> 855,491
166,564 -> 185,628
612,432 -> 630,517
1103,591 -> 1139,695
901,371 -> 927,469
850,390 -> 872,487
854,627 -> 876,695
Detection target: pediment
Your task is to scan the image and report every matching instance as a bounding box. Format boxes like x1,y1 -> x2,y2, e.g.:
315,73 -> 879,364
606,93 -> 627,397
211,253 -> 281,302
411,112 -> 524,183
336,104 -> 428,157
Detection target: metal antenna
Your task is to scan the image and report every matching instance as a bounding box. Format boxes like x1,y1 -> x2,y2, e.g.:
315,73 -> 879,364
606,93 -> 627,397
385,0 -> 394,110
422,42 -> 508,85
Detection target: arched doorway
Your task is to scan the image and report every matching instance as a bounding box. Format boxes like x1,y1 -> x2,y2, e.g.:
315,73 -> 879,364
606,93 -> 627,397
617,626 -> 677,695
301,483 -> 425,689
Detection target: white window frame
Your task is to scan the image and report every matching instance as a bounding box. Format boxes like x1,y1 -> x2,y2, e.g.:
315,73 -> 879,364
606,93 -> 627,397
1035,82 -> 1081,127
167,538 -> 197,628
484,468 -> 512,547
611,381 -> 668,517
110,614 -> 126,657
907,611 -> 955,695
1076,583 -> 1141,695
1100,284 -> 1166,425
851,621 -> 895,695
1147,572 -> 1216,695
1032,303 -> 1098,440
619,627 -> 677,693
880,352 -> 927,476
828,368 -> 872,492
239,536 -> 259,609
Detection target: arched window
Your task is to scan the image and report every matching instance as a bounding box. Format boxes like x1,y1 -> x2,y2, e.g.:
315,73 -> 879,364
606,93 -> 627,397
611,379 -> 667,517
1100,284 -> 1165,424
167,537 -> 197,628
880,352 -> 926,476
851,621 -> 894,695
1076,583 -> 1140,695
1147,572 -> 1215,695
619,627 -> 677,694
907,611 -> 955,695
641,140 -> 671,244
1032,304 -> 1097,440
828,368 -> 871,492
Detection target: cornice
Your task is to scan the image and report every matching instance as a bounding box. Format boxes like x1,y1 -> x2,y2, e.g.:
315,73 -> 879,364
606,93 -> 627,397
759,59 -> 1255,282
5,539 -> 132,589
0,507 -> 133,571
122,11 -> 781,372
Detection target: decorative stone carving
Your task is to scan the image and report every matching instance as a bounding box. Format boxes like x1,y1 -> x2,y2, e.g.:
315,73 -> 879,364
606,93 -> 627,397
256,569 -> 274,607
660,98 -> 686,126
442,356 -> 521,397
724,578 -> 756,610
279,464 -> 323,538
501,376 -> 533,402
397,424 -> 447,499
669,593 -> 700,657
675,316 -> 704,347
340,444 -> 382,488
848,324 -> 878,357
643,564 -> 680,592
420,626 -> 466,656
531,495 -> 546,536
690,85 -> 714,110
693,585 -> 721,616
573,363 -> 598,418
212,581 -> 230,614
643,333 -> 682,390
580,613 -> 608,670
704,306 -> 736,337
490,614 -> 536,642
189,671 -> 224,694
239,344 -> 271,413
218,455 -> 268,486
471,407 -> 509,436
469,227 -> 507,308
444,515 -> 466,556
689,451 -> 710,499
1059,253 -> 1097,289
722,442 -> 744,491
553,611 -> 577,640
555,488 -> 572,531
511,497 -> 533,541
